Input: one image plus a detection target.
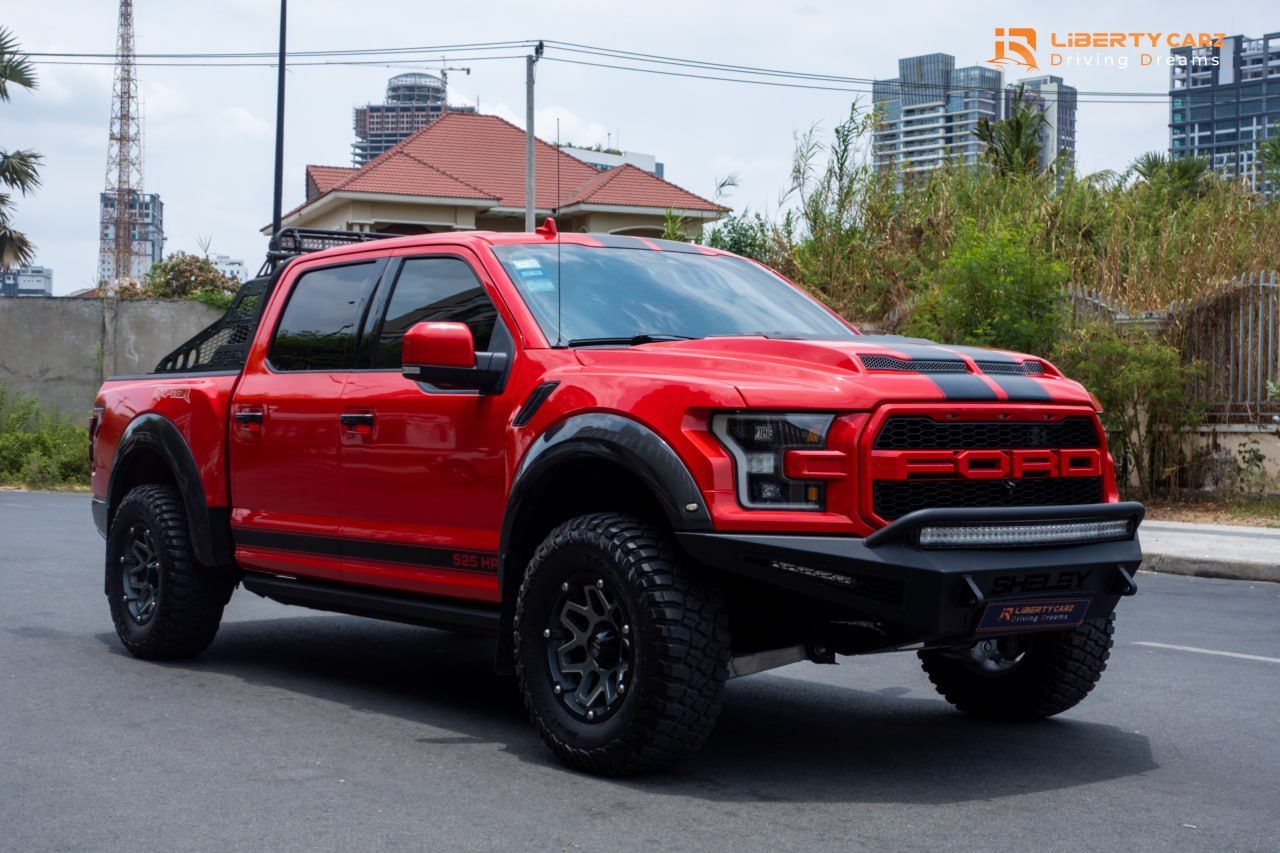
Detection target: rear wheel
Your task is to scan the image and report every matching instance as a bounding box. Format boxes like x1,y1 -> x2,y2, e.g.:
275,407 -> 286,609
514,513 -> 730,775
106,484 -> 230,660
918,615 -> 1115,720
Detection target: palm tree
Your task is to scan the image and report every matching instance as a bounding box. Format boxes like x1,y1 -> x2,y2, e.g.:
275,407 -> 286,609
972,86 -> 1060,178
1,27 -> 41,270
1128,151 -> 1210,199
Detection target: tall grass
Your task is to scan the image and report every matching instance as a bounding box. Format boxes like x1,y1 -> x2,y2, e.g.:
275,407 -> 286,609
717,104 -> 1280,323
0,384 -> 89,489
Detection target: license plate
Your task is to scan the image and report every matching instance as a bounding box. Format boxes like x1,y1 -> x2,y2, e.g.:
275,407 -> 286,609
977,598 -> 1090,633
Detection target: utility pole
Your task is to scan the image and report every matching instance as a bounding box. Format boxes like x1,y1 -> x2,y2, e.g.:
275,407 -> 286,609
524,41 -> 544,232
270,0 -> 287,243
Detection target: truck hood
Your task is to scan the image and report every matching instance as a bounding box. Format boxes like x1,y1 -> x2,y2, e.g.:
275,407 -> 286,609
572,335 -> 1095,409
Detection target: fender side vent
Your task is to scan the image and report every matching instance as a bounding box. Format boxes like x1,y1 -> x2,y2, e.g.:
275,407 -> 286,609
513,381 -> 560,427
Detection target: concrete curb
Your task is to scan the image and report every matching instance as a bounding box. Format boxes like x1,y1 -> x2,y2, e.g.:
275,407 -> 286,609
1141,553 -> 1279,583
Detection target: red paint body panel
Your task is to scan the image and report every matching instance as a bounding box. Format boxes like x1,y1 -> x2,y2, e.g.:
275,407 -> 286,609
91,229 -> 1122,605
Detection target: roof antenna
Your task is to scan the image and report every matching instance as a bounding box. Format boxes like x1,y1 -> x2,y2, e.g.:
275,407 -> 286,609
555,116 -> 563,347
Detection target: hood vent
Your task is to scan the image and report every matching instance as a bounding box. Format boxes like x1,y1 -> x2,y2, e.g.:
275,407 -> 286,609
860,355 -> 968,373
973,360 -> 1045,376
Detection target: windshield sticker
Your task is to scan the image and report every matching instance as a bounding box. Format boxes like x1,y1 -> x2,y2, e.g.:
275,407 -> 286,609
511,256 -> 556,291
524,276 -> 556,293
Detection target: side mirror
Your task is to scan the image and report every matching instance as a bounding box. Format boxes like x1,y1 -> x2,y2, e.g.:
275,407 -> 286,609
401,321 -> 507,393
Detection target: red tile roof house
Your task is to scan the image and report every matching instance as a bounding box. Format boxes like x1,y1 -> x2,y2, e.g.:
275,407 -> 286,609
271,113 -> 728,238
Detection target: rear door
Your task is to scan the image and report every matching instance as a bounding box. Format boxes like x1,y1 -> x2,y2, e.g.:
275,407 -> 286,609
229,257 -> 386,577
336,250 -> 518,603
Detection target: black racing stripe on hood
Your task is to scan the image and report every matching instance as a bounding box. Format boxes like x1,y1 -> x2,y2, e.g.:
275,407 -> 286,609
854,336 -> 995,399
986,374 -> 1053,401
936,345 -> 1051,400
928,373 -> 1000,400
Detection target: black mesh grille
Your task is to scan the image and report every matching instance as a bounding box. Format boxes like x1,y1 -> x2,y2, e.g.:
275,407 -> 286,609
873,478 -> 1104,520
975,360 -> 1045,375
860,355 -> 968,373
874,416 -> 1099,450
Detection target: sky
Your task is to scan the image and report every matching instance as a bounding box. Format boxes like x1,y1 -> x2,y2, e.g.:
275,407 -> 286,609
4,0 -> 1275,294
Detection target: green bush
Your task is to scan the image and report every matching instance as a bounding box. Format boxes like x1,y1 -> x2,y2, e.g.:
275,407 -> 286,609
1052,324 -> 1207,499
0,383 -> 89,488
903,218 -> 1067,355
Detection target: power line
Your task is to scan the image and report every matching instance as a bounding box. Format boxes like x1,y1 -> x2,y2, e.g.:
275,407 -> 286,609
23,40 -> 536,59
542,56 -> 1168,106
543,40 -> 1171,99
24,37 -> 1174,104
30,55 -> 527,68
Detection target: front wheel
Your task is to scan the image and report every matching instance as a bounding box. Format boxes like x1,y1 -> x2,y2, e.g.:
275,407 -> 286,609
106,484 -> 230,660
514,513 -> 730,776
918,614 -> 1116,720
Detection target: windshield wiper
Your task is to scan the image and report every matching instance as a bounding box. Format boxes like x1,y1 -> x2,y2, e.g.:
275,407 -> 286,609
565,333 -> 699,348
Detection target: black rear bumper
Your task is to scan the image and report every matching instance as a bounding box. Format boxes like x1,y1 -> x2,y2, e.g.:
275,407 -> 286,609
676,502 -> 1144,643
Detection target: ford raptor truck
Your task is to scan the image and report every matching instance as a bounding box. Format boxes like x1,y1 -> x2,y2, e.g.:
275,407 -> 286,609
91,225 -> 1143,775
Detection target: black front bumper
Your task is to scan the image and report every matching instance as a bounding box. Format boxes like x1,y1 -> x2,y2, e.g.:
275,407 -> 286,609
676,502 -> 1144,643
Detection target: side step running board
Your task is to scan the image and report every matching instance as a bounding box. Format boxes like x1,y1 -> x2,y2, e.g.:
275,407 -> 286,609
241,572 -> 501,636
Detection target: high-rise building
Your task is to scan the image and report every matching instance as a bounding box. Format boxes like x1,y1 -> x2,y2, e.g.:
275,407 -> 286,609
872,53 -> 1077,180
0,265 -> 53,297
97,192 -> 163,282
352,73 -> 477,165
1007,75 -> 1078,176
872,54 -> 1002,176
1169,33 -> 1280,189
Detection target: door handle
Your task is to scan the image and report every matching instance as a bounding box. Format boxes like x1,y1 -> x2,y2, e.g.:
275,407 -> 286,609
339,411 -> 375,430
234,409 -> 264,427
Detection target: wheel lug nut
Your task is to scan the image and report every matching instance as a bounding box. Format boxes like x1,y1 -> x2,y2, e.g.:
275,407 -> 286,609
622,624 -> 630,635
560,582 -> 569,592
542,629 -> 551,638
553,685 -> 562,695
596,579 -> 604,589
586,710 -> 595,721
618,682 -> 626,694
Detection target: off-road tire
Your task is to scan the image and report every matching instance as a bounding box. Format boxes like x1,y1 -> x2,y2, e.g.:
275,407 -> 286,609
918,614 -> 1115,720
106,484 -> 230,660
514,513 -> 730,775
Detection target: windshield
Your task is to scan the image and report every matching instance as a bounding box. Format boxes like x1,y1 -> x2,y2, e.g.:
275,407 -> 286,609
491,244 -> 856,345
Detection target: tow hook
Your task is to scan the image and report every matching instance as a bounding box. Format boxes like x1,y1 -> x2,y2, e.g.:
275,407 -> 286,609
1115,565 -> 1139,596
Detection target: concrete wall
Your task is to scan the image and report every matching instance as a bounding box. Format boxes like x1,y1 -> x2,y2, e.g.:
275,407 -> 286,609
0,297 -> 222,416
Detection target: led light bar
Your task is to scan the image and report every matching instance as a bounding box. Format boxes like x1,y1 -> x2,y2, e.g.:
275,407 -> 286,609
917,519 -> 1132,549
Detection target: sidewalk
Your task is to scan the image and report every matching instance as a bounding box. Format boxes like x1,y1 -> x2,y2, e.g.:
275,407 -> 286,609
1141,520 -> 1280,583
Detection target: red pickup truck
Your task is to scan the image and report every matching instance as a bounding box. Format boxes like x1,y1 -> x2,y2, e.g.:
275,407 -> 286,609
91,226 -> 1143,775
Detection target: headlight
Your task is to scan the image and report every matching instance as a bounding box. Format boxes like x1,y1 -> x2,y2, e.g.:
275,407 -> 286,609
711,413 -> 834,510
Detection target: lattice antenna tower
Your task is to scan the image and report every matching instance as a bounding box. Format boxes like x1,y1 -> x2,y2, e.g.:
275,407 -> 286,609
98,0 -> 146,289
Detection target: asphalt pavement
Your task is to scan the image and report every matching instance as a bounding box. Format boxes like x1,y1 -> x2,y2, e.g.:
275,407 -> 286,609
1,490 -> 1277,852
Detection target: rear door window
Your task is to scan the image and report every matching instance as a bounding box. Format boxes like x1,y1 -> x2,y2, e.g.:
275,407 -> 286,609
269,261 -> 382,371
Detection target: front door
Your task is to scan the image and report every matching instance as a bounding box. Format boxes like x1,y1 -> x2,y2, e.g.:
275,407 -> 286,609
229,257 -> 386,578
337,252 -> 518,603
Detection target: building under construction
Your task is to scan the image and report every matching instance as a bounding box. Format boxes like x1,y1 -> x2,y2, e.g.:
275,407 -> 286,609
97,192 -> 163,282
352,72 -> 476,165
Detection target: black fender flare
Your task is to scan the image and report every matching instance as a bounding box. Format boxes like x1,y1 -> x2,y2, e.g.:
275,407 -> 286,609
105,413 -> 231,569
494,412 -> 713,672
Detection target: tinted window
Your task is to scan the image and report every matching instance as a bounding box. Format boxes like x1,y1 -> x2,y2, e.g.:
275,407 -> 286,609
372,257 -> 498,368
269,262 -> 379,370
492,244 -> 854,344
